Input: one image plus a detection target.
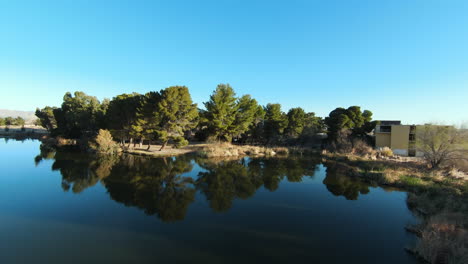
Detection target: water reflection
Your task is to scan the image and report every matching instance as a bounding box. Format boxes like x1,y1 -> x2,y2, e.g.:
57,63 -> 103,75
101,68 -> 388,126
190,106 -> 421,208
323,162 -> 372,200
103,155 -> 196,222
35,145 -> 380,221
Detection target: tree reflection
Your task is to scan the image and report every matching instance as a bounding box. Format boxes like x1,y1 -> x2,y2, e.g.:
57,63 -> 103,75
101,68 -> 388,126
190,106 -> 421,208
322,162 -> 374,200
196,156 -> 320,212
34,145 -> 325,221
102,155 -> 196,222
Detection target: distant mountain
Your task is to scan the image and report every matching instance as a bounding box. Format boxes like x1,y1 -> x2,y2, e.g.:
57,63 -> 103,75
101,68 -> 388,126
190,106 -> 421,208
0,109 -> 36,122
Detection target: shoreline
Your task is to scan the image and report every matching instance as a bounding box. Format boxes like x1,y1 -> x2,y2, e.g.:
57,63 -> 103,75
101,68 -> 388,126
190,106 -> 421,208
321,152 -> 468,263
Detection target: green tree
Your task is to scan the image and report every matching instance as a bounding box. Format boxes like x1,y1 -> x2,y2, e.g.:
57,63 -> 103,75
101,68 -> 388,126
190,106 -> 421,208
324,106 -> 375,141
0,118 -> 4,126
56,91 -> 107,138
4,117 -> 14,127
155,86 -> 198,150
263,103 -> 288,144
15,117 -> 25,126
35,106 -> 58,132
230,95 -> 261,141
285,107 -> 307,138
106,93 -> 142,146
240,102 -> 266,144
203,84 -> 238,141
131,91 -> 161,150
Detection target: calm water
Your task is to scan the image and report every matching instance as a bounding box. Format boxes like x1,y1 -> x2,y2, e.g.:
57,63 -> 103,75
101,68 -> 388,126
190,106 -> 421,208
0,139 -> 420,264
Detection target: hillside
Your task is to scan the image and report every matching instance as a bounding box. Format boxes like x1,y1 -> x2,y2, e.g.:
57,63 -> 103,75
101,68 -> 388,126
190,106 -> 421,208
0,109 -> 36,123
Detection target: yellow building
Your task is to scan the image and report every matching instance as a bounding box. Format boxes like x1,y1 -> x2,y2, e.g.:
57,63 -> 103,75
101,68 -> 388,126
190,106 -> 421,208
375,121 -> 417,156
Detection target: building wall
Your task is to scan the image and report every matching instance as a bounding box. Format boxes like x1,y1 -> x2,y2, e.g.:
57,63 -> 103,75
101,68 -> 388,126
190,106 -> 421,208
375,133 -> 391,148
391,125 -> 410,155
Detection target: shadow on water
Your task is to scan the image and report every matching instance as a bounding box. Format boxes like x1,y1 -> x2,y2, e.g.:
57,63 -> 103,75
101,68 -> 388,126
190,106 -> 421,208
35,144 -> 396,222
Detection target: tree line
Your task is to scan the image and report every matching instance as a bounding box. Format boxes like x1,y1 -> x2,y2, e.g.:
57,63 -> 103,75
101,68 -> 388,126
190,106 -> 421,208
35,84 -> 376,149
1,116 -> 26,128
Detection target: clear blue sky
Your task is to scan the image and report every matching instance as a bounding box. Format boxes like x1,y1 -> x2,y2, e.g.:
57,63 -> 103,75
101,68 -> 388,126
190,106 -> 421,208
1,0 -> 467,124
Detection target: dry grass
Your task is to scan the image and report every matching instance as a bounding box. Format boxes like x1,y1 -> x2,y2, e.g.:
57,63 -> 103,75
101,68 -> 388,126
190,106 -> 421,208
379,146 -> 394,157
123,143 -> 205,157
351,139 -> 375,156
413,213 -> 468,264
198,143 -> 284,158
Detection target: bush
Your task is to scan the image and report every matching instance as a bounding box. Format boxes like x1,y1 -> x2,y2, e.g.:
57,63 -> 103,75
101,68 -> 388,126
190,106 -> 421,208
380,147 -> 393,157
414,213 -> 468,264
352,139 -> 374,156
89,129 -> 120,154
174,137 -> 189,148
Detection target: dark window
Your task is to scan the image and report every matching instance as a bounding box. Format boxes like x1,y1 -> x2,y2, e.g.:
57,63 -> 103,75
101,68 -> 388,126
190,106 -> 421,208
379,126 -> 391,133
409,134 -> 415,141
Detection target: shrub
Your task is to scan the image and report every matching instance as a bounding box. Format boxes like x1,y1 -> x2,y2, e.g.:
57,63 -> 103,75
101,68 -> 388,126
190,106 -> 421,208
414,213 -> 468,264
380,147 -> 393,157
416,125 -> 468,169
89,129 -> 120,154
352,139 -> 374,156
400,175 -> 424,188
174,137 -> 189,148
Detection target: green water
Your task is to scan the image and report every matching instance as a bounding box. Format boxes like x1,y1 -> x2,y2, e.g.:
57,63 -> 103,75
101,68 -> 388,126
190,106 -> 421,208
0,139 -> 420,263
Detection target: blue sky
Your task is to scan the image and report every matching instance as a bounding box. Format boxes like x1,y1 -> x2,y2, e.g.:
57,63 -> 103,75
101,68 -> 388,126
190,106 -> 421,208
1,0 -> 467,124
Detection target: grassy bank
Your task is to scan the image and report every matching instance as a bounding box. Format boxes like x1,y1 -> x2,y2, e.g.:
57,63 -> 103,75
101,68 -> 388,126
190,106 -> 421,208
323,153 -> 468,264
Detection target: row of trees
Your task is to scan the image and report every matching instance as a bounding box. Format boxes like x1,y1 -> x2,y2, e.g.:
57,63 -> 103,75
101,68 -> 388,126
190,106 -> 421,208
0,116 -> 26,127
35,84 -> 376,149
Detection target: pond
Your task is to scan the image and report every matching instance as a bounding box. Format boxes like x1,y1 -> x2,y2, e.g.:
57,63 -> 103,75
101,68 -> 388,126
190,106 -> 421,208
0,139 -> 420,263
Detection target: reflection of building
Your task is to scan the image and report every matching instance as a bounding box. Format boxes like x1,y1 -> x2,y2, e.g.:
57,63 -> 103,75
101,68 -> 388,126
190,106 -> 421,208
375,121 -> 418,156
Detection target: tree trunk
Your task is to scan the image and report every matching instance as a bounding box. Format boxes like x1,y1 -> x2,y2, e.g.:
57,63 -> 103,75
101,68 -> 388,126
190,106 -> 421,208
127,138 -> 133,149
147,140 -> 151,151
159,141 -> 168,151
139,138 -> 143,148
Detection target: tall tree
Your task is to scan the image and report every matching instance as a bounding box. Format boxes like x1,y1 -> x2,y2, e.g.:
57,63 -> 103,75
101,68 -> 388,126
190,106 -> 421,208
106,93 -> 142,145
203,84 -> 238,142
263,103 -> 288,144
132,92 -> 161,150
230,95 -> 260,140
35,106 -> 58,132
285,107 -> 307,138
55,91 -> 107,138
325,106 -> 375,141
240,101 -> 265,144
155,86 -> 198,150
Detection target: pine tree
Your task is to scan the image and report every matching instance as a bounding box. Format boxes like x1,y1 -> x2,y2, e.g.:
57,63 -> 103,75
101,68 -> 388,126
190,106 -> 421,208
285,107 -> 307,138
155,86 -> 198,150
230,95 -> 260,140
203,84 -> 238,142
106,93 -> 142,146
132,91 -> 161,150
263,103 -> 288,144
